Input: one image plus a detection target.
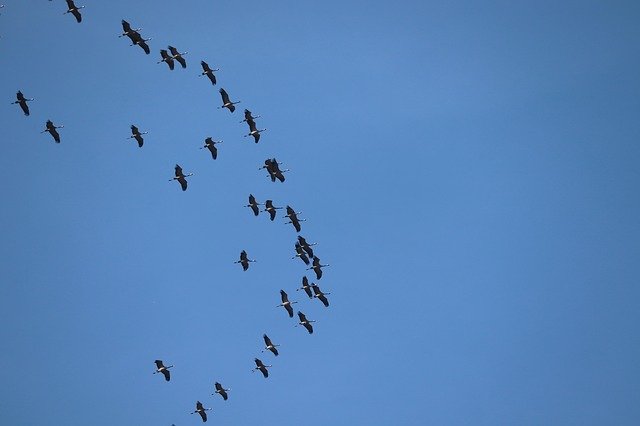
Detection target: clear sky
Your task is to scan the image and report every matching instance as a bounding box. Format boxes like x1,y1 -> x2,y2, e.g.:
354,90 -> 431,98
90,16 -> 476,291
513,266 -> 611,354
1,1 -> 639,425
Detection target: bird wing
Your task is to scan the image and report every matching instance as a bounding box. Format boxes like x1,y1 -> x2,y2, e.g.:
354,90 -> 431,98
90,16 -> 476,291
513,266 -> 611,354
268,208 -> 276,221
240,250 -> 247,261
208,144 -> 217,160
271,346 -> 279,356
175,165 -> 183,177
304,322 -> 314,334
215,382 -> 222,391
135,135 -> 144,147
168,45 -> 179,56
319,294 -> 329,307
254,358 -> 263,367
19,101 -> 29,116
207,73 -> 216,85
121,20 -> 131,32
293,219 -> 301,232
131,125 -> 138,134
263,334 -> 272,346
178,177 -> 188,191
66,0 -> 75,8
71,8 -> 82,23
285,304 -> 293,317
219,88 -> 230,104
280,290 -> 289,303
201,61 -> 210,72
220,390 -> 228,400
298,312 -> 307,322
199,411 -> 207,422
260,366 -> 269,378
315,267 -> 322,279
50,128 -> 61,143
196,401 -> 204,410
161,369 -> 170,381
139,40 -> 150,54
175,56 -> 187,68
155,360 -> 164,369
16,91 -> 25,101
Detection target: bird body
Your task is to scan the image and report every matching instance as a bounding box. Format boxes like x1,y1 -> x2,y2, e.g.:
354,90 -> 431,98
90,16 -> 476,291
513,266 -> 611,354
308,256 -> 329,280
312,284 -> 330,307
297,311 -> 315,334
218,88 -> 239,112
253,358 -> 271,378
168,45 -> 188,68
129,125 -> 147,147
296,276 -> 313,299
158,49 -> 175,69
191,401 -> 211,422
213,382 -> 230,400
42,120 -> 63,143
293,242 -> 310,265
200,61 -> 219,85
244,117 -> 266,143
297,236 -> 316,258
264,200 -> 282,221
277,290 -> 297,317
235,250 -> 255,271
170,164 -> 193,191
285,205 -> 305,232
13,91 -> 33,116
154,359 -> 173,381
246,194 -> 261,216
64,0 -> 84,23
262,334 -> 279,356
201,137 -> 222,160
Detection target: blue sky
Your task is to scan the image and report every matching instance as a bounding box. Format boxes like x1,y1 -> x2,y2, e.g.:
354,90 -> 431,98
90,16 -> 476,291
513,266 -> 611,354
1,1 -> 639,425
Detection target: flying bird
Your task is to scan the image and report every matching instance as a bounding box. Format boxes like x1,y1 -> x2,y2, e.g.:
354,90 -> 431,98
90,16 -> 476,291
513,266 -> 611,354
213,382 -> 230,401
41,120 -> 63,143
158,49 -> 175,70
244,117 -> 266,143
297,311 -> 315,334
12,91 -> 33,116
292,242 -> 310,265
308,256 -> 329,280
246,194 -> 261,216
128,125 -> 147,147
168,45 -> 188,68
120,21 -> 151,54
153,360 -> 173,381
252,358 -> 271,378
64,0 -> 84,23
170,164 -> 193,191
191,401 -> 211,423
218,88 -> 239,112
312,284 -> 330,307
277,290 -> 298,318
200,137 -> 222,160
235,250 -> 255,271
296,276 -> 313,299
297,236 -> 316,258
260,158 -> 287,183
200,61 -> 219,85
262,334 -> 279,356
285,206 -> 305,233
264,200 -> 282,221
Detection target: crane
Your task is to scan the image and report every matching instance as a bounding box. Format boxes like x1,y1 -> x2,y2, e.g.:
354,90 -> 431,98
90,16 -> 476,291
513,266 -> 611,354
244,117 -> 266,143
191,401 -> 211,422
200,137 -> 222,160
308,256 -> 329,280
168,45 -> 188,68
153,360 -> 173,381
41,120 -> 63,143
63,0 -> 84,23
296,276 -> 313,299
297,236 -> 316,258
277,290 -> 298,318
292,242 -> 310,265
285,206 -> 305,233
169,164 -> 193,191
297,311 -> 315,334
260,158 -> 287,183
12,91 -> 33,116
235,250 -> 255,271
200,61 -> 219,85
246,194 -> 261,216
264,200 -> 282,221
261,334 -> 279,356
213,382 -> 231,400
312,284 -> 330,307
128,125 -> 147,147
253,358 -> 271,378
158,49 -> 175,70
120,20 -> 151,54
218,88 -> 239,112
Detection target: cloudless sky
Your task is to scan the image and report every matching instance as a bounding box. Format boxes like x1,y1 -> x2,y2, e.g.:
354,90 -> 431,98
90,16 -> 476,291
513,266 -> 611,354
1,1 -> 639,425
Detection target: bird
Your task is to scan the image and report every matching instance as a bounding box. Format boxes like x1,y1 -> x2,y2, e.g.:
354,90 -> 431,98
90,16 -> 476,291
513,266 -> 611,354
170,164 -> 193,191
263,200 -> 282,221
12,91 -> 33,116
119,20 -> 139,39
296,276 -> 313,299
200,61 -> 219,85
235,250 -> 255,271
253,358 -> 271,378
297,236 -> 316,258
244,117 -> 266,143
191,401 -> 211,422
153,360 -> 173,381
213,382 -> 231,401
200,137 -> 222,160
307,256 -> 329,280
297,311 -> 315,334
64,0 -> 84,23
218,88 -> 239,113
158,49 -> 175,70
292,242 -> 310,265
277,290 -> 298,318
261,334 -> 279,356
168,45 -> 187,68
120,21 -> 151,54
260,158 -> 287,183
285,206 -> 305,233
312,284 -> 330,307
241,109 -> 261,123
41,120 -> 63,143
246,194 -> 261,216
128,125 -> 147,147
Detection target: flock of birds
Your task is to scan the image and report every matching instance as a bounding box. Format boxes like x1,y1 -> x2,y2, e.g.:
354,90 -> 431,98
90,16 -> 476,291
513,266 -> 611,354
8,2 -> 333,423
